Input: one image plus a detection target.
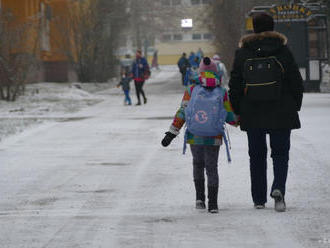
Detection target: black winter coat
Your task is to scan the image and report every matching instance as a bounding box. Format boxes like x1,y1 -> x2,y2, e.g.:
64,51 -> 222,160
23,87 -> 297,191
229,31 -> 304,131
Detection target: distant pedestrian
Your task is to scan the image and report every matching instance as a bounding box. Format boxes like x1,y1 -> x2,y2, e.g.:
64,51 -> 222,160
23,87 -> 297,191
213,54 -> 229,87
117,70 -> 132,106
177,53 -> 190,85
161,57 -> 239,213
189,52 -> 199,69
151,50 -> 159,70
131,49 -> 150,105
196,47 -> 204,61
229,13 -> 303,212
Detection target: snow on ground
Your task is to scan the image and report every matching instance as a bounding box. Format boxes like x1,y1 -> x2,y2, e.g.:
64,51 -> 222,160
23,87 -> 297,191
148,65 -> 179,84
321,63 -> 330,93
0,66 -> 174,141
0,82 -> 111,141
0,66 -> 330,248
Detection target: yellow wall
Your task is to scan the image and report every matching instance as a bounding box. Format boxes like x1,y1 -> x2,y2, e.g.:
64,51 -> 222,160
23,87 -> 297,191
1,0 -> 40,54
155,41 -> 216,65
46,0 -> 71,62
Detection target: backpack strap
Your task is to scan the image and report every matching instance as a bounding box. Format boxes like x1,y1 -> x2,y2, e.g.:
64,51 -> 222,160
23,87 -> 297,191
183,128 -> 188,154
222,127 -> 232,163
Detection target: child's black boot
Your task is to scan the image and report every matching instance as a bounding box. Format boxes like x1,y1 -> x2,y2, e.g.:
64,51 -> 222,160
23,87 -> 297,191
208,186 -> 219,213
194,179 -> 205,209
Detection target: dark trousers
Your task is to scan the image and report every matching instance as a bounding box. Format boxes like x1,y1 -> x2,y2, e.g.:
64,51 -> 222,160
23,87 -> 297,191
134,80 -> 146,103
180,70 -> 186,85
247,129 -> 291,204
190,144 -> 220,187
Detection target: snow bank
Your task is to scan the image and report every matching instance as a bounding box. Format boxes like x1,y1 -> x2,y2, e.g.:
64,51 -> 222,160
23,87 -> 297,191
0,82 -> 113,140
321,63 -> 330,92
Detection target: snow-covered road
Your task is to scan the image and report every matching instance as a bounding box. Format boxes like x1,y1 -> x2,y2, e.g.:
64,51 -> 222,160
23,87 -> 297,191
0,67 -> 330,248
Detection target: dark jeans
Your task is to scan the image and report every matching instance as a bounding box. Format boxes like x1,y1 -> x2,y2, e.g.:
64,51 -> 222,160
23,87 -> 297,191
247,129 -> 291,205
190,144 -> 220,187
134,80 -> 146,103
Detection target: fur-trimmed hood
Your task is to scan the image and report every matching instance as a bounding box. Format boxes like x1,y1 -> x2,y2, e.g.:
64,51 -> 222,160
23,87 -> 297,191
239,31 -> 288,49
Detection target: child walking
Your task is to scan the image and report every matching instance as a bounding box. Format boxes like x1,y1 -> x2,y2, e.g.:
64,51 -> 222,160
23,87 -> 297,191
161,57 -> 238,213
117,70 -> 132,106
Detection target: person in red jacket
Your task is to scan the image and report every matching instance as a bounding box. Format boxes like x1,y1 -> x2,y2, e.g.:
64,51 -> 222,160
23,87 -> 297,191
131,50 -> 150,105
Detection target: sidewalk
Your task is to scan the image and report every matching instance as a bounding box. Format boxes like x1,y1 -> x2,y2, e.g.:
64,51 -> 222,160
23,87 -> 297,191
0,68 -> 330,247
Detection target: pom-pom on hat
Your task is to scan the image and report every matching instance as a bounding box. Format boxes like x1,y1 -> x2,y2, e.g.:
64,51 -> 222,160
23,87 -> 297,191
199,57 -> 218,74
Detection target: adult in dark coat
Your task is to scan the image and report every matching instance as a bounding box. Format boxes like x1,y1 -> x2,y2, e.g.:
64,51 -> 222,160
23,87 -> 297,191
177,53 -> 190,85
229,13 -> 303,212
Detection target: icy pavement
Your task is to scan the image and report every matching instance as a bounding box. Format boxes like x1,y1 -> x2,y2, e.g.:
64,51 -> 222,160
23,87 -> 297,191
0,66 -> 330,248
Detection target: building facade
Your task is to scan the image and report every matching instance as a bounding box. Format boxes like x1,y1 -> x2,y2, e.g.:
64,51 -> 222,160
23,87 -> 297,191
0,0 -> 74,82
120,0 -> 216,65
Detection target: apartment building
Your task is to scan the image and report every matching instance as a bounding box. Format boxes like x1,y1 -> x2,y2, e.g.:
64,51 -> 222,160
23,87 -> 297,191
120,0 -> 216,65
0,0 -> 74,82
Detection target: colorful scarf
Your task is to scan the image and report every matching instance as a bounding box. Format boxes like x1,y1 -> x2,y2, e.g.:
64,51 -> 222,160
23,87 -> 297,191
199,71 -> 221,87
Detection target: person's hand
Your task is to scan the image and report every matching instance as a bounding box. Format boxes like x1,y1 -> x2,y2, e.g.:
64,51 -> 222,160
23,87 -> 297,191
161,132 -> 176,147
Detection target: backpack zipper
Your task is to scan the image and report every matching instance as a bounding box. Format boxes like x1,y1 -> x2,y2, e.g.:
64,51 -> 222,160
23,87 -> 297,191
246,81 -> 277,86
246,56 -> 285,73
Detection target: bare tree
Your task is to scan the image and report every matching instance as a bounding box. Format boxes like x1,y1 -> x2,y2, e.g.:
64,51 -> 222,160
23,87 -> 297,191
0,10 -> 40,101
52,0 -> 128,82
127,0 -> 182,56
209,0 -> 278,67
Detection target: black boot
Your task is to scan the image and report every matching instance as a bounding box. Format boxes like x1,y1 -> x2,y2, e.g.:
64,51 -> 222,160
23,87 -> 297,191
194,180 -> 205,209
208,186 -> 219,213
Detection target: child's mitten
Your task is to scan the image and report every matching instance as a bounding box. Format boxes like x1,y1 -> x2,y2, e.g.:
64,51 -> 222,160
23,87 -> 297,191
161,132 -> 176,147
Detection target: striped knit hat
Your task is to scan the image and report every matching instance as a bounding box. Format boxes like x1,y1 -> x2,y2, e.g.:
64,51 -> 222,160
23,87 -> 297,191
199,57 -> 220,87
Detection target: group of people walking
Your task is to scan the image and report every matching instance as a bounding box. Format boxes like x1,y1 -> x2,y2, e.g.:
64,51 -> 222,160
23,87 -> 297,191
177,50 -> 229,87
118,50 -> 150,106
162,13 -> 303,213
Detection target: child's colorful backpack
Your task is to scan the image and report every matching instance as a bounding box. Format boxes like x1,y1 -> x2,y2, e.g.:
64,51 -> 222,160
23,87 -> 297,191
184,85 -> 231,162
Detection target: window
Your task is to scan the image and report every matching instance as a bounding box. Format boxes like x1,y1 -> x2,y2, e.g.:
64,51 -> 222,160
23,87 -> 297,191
161,0 -> 170,6
191,0 -> 200,5
191,0 -> 211,5
162,0 -> 180,6
203,33 -> 213,40
173,34 -> 183,40
192,34 -> 202,40
172,0 -> 181,5
162,34 -> 172,41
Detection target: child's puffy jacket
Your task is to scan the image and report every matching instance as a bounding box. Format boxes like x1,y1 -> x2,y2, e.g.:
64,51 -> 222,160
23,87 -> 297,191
118,76 -> 132,91
168,84 -> 239,146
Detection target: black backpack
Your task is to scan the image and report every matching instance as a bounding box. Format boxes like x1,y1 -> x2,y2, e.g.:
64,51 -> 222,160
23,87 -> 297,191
243,56 -> 284,101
